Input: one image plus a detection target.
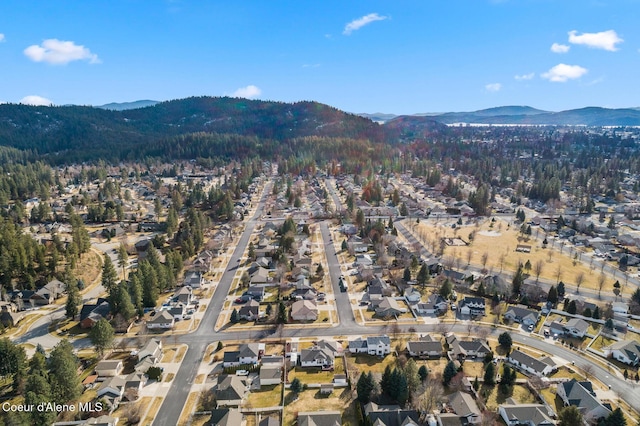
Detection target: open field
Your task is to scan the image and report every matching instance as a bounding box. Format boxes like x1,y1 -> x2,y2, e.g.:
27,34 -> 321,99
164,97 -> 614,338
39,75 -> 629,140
409,218 -> 626,295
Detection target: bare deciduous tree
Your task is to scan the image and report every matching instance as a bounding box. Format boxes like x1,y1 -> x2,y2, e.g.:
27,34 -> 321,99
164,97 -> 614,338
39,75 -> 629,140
598,273 -> 606,298
533,260 -> 544,284
481,252 -> 489,271
555,263 -> 563,284
418,374 -> 444,413
466,250 -> 473,267
575,272 -> 585,293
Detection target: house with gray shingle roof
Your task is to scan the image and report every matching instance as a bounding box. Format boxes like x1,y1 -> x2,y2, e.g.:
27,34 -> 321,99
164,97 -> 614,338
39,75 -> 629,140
507,349 -> 557,377
556,379 -> 611,421
504,305 -> 540,327
498,401 -> 555,426
605,340 -> 640,366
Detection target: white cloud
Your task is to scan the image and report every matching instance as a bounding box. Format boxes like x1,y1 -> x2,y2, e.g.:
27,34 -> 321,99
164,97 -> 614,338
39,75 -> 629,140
514,73 -> 535,81
551,43 -> 570,53
0,34 -> 5,42
231,85 -> 262,99
568,30 -> 623,51
343,13 -> 388,35
24,39 -> 100,65
541,63 -> 588,82
485,83 -> 502,92
20,95 -> 53,106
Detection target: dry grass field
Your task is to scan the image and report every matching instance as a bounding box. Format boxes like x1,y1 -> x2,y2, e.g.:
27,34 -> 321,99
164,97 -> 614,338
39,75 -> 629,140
408,218 -> 626,295
283,388 -> 357,426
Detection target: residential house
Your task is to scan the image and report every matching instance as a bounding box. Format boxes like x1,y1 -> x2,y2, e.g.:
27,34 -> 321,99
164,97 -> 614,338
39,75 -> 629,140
95,360 -> 124,377
168,303 -> 187,320
30,279 -> 66,306
504,305 -> 540,327
174,286 -> 192,305
192,251 -> 214,273
291,299 -> 318,321
238,299 -> 260,321
407,337 -> 443,359
223,343 -> 264,367
355,254 -> 374,267
297,411 -> 342,426
507,350 -> 557,377
146,311 -> 175,329
214,375 -> 248,407
124,373 -> 147,401
556,379 -> 611,421
250,267 -> 270,286
374,297 -> 407,318
259,417 -> 280,426
362,402 -> 421,426
403,287 -> 421,304
136,339 -> 162,366
448,391 -> 481,424
416,294 -> 449,315
604,340 -> 640,366
347,335 -> 391,356
447,335 -> 491,359
458,297 -> 486,317
97,376 -> 126,401
259,365 -> 282,387
245,286 -> 265,301
563,318 -> 590,338
183,270 -> 203,289
498,401 -> 555,426
299,341 -> 338,368
209,408 -> 243,426
79,298 -> 111,328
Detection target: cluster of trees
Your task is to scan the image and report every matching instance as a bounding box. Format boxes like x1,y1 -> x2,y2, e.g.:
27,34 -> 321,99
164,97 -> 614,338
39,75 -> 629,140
0,339 -> 82,425
357,360 -> 426,406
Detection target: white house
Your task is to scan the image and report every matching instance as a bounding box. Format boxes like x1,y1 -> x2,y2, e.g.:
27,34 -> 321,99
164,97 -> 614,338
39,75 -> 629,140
458,297 -> 485,316
147,311 -> 175,329
556,379 -> 611,421
507,349 -> 557,377
605,340 -> 640,366
347,335 -> 391,356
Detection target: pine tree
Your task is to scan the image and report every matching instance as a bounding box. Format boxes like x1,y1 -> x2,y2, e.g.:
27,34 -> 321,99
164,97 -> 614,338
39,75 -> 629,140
48,339 -> 81,402
484,361 -> 496,386
65,280 -> 81,319
512,265 -> 524,296
417,264 -> 429,288
290,378 -> 303,394
230,308 -> 239,324
101,254 -> 118,295
357,372 -> 375,403
380,365 -> 392,393
443,361 -> 457,386
403,267 -> 411,282
547,285 -> 558,304
558,406 -> 583,426
418,365 -> 428,382
90,318 -> 114,356
277,301 -> 288,323
498,332 -> 513,352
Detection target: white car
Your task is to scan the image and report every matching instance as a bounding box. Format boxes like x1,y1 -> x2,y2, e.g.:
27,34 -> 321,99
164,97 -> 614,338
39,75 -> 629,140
236,370 -> 249,376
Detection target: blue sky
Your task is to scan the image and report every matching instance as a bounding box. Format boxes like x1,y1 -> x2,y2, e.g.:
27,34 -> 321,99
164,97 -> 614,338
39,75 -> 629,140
0,0 -> 638,114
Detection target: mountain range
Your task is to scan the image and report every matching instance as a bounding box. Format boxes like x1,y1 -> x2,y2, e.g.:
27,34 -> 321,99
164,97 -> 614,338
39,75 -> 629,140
1,97 -> 639,164
362,105 -> 640,126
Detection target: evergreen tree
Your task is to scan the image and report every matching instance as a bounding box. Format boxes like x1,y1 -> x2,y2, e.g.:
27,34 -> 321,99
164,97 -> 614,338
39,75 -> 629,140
290,378 -> 303,394
24,372 -> 55,426
443,361 -> 457,386
277,301 -> 288,323
498,332 -> 513,352
380,365 -> 392,393
101,254 -> 118,295
512,265 -> 524,296
117,243 -> 128,278
557,281 -> 566,298
90,318 -> 114,356
129,274 -> 144,316
114,282 -> 136,321
439,279 -> 453,299
603,408 -> 626,426
65,280 -> 81,319
592,306 -> 601,319
0,338 -> 27,393
558,406 -> 583,426
484,361 -> 496,386
418,365 -> 428,382
417,264 -> 429,288
403,267 -> 411,282
230,308 -> 239,324
566,300 -> 577,315
48,339 -> 81,402
403,358 -> 420,396
547,285 -> 558,304
356,371 -> 375,403
341,240 -> 348,252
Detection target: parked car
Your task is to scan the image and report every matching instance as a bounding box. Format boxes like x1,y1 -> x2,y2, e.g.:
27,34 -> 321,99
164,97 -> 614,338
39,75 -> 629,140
236,370 -> 249,376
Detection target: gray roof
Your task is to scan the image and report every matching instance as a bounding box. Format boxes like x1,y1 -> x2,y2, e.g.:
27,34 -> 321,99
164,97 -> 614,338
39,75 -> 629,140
209,408 -> 243,426
297,411 -> 342,426
215,375 -> 247,403
509,349 -> 556,374
258,416 -> 280,426
558,379 -> 610,414
499,403 -> 554,426
407,340 -> 443,354
609,340 -> 640,363
564,318 -> 590,333
449,391 -> 481,418
259,365 -> 282,382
